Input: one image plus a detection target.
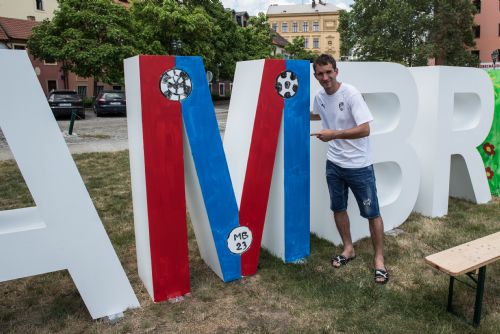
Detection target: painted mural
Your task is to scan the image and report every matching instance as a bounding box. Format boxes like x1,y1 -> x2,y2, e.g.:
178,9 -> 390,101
481,70 -> 500,196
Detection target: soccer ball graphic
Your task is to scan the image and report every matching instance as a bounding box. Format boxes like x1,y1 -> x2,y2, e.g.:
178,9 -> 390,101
159,68 -> 192,101
275,71 -> 299,98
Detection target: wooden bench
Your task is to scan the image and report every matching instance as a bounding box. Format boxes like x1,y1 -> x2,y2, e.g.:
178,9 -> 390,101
425,231 -> 500,326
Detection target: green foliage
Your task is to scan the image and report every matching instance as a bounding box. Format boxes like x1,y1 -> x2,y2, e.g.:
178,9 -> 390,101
131,0 -> 220,72
239,13 -> 274,60
339,0 -> 478,67
339,0 -> 431,66
27,0 -> 275,82
428,0 -> 478,66
285,36 -> 316,61
28,0 -> 138,84
83,96 -> 93,108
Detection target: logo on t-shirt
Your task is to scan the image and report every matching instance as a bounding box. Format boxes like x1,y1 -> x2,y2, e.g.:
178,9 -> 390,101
339,102 -> 344,111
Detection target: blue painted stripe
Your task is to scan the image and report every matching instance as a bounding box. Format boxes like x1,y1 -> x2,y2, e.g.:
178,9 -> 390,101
284,60 -> 310,262
177,56 -> 241,281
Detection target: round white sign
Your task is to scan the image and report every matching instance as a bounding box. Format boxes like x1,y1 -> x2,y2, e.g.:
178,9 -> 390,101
206,71 -> 213,83
227,226 -> 252,254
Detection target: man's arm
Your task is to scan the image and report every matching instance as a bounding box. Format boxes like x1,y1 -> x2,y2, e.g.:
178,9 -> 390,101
310,122 -> 370,142
310,112 -> 321,121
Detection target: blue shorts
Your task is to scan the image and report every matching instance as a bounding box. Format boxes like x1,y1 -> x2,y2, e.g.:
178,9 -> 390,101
325,160 -> 381,219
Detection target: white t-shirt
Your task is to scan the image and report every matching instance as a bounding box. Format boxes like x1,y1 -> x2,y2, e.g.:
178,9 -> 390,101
312,83 -> 373,168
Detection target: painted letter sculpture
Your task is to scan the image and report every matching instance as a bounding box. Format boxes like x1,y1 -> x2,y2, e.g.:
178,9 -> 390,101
0,50 -> 493,315
0,50 -> 139,320
310,62 -> 421,244
310,63 -> 493,245
125,56 -> 310,302
410,67 -> 494,217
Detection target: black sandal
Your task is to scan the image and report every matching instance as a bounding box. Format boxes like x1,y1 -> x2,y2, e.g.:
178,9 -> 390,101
374,269 -> 389,284
331,254 -> 356,268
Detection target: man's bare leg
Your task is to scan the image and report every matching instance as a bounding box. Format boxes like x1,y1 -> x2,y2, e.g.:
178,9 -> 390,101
368,216 -> 386,282
332,211 -> 355,267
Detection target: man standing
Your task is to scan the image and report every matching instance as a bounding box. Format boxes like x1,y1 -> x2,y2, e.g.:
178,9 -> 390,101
310,54 -> 389,284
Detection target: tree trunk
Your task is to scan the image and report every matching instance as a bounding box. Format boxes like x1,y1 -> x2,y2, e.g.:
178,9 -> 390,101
93,77 -> 98,98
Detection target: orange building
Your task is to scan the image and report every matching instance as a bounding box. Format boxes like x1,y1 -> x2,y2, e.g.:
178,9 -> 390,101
473,0 -> 500,68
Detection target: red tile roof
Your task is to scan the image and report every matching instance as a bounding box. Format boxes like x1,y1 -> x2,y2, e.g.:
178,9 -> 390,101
272,33 -> 289,48
0,24 -> 7,41
0,16 -> 40,41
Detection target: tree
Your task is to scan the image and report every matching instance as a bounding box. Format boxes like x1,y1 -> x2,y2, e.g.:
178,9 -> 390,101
28,0 -> 138,90
339,0 -> 432,66
131,1 -> 273,80
428,0 -> 478,66
285,36 -> 316,61
29,0 -> 276,85
338,0 -> 478,67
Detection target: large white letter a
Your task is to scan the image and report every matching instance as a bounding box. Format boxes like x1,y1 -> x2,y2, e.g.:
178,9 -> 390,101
0,51 -> 139,320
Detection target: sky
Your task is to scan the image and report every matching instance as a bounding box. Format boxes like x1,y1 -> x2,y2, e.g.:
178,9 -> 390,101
220,0 -> 355,16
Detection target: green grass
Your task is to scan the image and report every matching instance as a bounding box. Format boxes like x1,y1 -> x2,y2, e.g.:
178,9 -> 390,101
0,150 -> 499,333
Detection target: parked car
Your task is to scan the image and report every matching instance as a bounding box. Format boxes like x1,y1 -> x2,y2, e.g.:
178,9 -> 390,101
93,91 -> 126,116
47,90 -> 85,119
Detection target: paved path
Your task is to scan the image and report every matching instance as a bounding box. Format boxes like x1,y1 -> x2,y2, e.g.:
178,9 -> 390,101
0,100 -> 229,161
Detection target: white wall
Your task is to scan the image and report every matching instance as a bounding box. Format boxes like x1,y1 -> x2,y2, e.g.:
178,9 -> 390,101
0,0 -> 58,21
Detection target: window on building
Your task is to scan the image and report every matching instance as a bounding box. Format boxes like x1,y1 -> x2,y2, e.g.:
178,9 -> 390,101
313,21 -> 319,32
77,86 -> 87,98
313,38 -> 319,49
47,80 -> 57,92
272,23 -> 278,32
36,0 -> 44,11
302,21 -> 308,32
96,85 -> 104,96
219,83 -> 225,97
304,37 -> 309,49
473,0 -> 480,12
292,22 -> 298,32
44,58 -> 57,65
498,23 -> 500,36
474,25 -> 481,38
282,22 -> 288,33
13,44 -> 26,50
113,85 -> 122,91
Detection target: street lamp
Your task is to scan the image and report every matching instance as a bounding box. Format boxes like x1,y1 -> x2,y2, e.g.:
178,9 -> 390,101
491,49 -> 498,69
171,39 -> 182,55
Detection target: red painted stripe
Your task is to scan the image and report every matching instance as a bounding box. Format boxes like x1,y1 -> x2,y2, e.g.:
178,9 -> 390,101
240,59 -> 285,276
139,55 -> 190,301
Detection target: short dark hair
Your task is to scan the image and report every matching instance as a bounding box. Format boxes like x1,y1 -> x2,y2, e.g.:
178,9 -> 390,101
313,54 -> 337,72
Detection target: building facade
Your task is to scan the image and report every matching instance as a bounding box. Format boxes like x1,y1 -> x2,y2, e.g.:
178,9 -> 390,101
0,16 -> 64,96
0,0 -> 125,97
473,0 -> 500,68
267,3 -> 341,58
0,0 -> 58,21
